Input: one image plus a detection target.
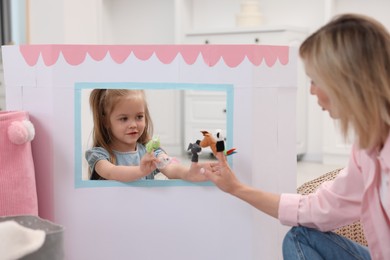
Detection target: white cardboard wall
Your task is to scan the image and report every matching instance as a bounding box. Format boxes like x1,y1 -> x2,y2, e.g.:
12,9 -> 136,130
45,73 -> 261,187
2,44 -> 297,260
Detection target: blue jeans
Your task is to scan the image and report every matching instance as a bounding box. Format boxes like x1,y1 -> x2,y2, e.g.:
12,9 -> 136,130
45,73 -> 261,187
282,226 -> 371,260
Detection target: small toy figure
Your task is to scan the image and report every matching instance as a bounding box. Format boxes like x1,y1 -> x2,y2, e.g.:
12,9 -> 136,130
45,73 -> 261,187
199,130 -> 236,157
146,136 -> 161,153
145,136 -> 172,169
215,129 -> 225,153
155,156 -> 172,169
187,140 -> 202,162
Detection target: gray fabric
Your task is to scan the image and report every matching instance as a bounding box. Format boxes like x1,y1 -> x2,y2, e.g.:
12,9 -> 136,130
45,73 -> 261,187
0,215 -> 64,260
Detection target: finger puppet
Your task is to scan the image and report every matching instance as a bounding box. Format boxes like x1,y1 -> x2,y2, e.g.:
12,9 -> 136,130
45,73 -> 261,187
215,129 -> 225,152
187,140 -> 202,162
145,136 -> 172,169
199,130 -> 236,157
146,136 -> 160,153
155,156 -> 172,169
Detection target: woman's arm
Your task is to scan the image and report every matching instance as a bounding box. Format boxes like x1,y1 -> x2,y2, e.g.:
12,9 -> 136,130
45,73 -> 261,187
205,152 -> 280,219
229,183 -> 281,219
94,153 -> 158,182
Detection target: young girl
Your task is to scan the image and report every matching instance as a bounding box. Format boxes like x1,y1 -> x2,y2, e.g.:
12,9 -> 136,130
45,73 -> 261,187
205,14 -> 390,259
85,89 -> 209,182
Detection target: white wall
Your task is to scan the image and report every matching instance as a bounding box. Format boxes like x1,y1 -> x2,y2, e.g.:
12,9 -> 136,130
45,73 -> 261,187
100,0 -> 175,44
28,0 -> 101,44
335,0 -> 390,24
27,0 -> 175,44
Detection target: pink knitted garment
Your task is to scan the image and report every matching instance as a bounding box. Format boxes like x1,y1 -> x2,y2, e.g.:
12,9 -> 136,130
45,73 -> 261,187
0,111 -> 38,216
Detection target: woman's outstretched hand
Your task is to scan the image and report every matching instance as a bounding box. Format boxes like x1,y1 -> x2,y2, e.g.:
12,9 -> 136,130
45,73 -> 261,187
185,162 -> 211,182
206,152 -> 281,218
205,152 -> 241,194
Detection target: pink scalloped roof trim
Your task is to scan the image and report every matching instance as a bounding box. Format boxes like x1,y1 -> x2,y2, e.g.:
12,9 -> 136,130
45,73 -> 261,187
19,45 -> 289,68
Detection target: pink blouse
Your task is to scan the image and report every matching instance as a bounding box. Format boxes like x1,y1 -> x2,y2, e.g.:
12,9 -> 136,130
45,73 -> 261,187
279,138 -> 390,260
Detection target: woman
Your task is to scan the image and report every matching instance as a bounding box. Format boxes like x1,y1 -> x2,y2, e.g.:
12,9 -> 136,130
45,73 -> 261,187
206,14 -> 390,259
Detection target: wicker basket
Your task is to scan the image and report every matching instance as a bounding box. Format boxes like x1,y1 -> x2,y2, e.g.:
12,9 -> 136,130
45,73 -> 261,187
297,168 -> 368,246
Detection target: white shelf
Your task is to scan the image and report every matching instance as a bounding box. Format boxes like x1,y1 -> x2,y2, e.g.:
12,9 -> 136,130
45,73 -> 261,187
185,25 -> 308,37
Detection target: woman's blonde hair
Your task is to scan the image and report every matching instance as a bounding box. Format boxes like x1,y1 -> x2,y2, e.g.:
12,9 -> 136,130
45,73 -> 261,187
89,89 -> 153,164
300,14 -> 390,150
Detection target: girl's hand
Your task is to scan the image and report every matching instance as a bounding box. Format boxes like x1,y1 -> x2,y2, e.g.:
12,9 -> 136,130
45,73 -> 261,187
140,153 -> 158,176
204,152 -> 241,193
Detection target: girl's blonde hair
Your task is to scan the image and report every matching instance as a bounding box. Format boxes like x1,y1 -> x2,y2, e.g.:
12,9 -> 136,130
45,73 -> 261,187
89,89 -> 153,164
300,14 -> 390,150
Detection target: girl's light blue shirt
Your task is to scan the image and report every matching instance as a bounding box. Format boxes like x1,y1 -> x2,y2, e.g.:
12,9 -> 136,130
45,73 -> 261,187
85,143 -> 164,180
